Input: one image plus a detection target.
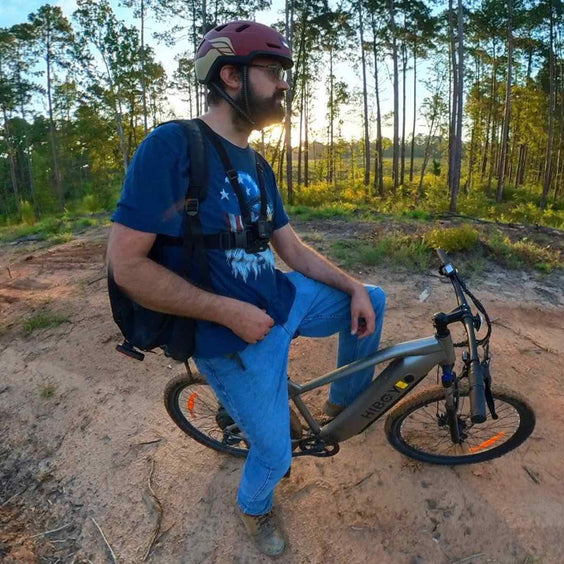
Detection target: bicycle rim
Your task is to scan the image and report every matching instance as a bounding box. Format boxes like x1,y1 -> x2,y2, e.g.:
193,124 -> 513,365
385,384 -> 535,465
165,375 -> 249,457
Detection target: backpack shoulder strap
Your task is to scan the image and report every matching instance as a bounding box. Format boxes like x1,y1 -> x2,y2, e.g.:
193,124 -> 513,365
159,119 -> 208,204
158,118 -> 212,288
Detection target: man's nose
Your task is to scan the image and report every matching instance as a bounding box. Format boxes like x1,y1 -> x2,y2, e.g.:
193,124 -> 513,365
278,79 -> 290,91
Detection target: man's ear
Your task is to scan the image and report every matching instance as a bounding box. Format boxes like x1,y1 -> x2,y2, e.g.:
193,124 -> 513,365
218,65 -> 242,92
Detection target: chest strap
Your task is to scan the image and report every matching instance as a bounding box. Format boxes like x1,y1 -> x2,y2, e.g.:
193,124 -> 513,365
195,118 -> 269,225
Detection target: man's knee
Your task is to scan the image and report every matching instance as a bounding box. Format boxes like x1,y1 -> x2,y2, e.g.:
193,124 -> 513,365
366,285 -> 386,315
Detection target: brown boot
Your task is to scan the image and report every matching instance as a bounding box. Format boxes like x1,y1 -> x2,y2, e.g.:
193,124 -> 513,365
238,508 -> 286,557
323,400 -> 345,418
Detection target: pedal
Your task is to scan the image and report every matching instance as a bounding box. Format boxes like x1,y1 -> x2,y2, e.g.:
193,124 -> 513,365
116,341 -> 145,361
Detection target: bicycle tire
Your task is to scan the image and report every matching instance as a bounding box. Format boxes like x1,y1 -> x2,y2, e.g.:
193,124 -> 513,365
164,374 -> 249,458
385,383 -> 535,465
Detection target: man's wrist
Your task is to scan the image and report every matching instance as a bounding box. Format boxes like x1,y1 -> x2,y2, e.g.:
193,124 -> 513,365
345,279 -> 365,297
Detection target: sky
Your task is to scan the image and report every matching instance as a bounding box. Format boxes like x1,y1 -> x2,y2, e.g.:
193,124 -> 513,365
0,0 -> 428,142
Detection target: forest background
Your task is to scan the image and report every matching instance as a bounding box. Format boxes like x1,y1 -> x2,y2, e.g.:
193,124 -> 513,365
1,0 -> 564,248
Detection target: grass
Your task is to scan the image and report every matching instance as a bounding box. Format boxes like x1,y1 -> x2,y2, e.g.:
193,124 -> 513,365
40,383 -> 57,399
329,224 -> 562,275
0,212 -> 110,244
287,203 -> 356,221
331,234 -> 432,272
485,232 -> 562,272
22,311 -> 69,333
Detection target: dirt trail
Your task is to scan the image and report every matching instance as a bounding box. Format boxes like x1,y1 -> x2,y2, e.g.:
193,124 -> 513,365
1,222 -> 563,564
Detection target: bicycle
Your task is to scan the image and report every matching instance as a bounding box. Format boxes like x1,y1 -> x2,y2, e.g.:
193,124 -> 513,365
164,249 -> 535,466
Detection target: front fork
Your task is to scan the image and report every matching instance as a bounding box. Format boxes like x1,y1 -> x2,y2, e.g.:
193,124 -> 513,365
441,365 -> 462,443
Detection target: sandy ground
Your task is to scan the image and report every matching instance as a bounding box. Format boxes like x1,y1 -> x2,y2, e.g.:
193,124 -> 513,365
1,220 -> 563,564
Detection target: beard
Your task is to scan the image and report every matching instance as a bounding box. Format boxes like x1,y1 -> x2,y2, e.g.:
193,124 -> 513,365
233,84 -> 286,130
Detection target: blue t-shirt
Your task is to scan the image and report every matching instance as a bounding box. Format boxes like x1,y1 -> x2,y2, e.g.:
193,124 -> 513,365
112,122 -> 296,358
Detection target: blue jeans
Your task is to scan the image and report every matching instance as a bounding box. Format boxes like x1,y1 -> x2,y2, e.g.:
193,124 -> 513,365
194,272 -> 386,516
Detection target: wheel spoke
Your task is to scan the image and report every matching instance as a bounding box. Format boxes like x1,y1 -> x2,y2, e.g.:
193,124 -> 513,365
170,381 -> 249,455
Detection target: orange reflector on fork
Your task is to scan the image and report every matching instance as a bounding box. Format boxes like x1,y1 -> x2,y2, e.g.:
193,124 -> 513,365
469,431 -> 505,452
187,392 -> 198,414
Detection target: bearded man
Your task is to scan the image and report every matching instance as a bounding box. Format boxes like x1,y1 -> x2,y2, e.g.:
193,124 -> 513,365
107,21 -> 386,557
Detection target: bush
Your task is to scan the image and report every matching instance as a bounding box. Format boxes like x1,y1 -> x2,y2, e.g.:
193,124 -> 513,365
331,234 -> 431,272
485,231 -> 562,271
424,224 -> 480,253
20,200 -> 36,225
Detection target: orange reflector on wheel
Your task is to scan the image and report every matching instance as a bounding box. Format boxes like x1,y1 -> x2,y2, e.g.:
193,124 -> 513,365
187,392 -> 198,414
469,431 -> 505,452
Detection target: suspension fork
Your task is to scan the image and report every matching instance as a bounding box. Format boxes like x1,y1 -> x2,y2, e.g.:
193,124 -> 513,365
442,365 -> 461,444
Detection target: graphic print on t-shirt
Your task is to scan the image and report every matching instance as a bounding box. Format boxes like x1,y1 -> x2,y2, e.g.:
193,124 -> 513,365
222,170 -> 275,283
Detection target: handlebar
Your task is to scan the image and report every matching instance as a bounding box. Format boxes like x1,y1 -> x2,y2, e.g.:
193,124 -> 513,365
436,248 -> 487,424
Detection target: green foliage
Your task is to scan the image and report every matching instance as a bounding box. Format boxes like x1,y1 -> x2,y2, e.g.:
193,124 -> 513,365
0,212 -> 109,243
331,234 -> 431,272
81,194 -> 102,213
287,203 -> 355,220
23,311 -> 69,333
49,232 -> 74,244
20,200 -> 36,225
485,232 -> 562,272
424,224 -> 480,253
40,383 -> 57,399
400,209 -> 432,221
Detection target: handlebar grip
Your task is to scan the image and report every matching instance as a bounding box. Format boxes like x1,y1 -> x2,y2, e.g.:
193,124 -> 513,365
436,248 -> 451,266
468,360 -> 487,423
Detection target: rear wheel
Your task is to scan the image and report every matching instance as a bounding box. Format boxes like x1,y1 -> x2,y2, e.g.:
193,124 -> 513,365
385,383 -> 535,465
164,374 -> 249,458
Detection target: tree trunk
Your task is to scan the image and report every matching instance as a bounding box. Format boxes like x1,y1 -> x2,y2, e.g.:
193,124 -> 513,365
285,0 -> 294,202
371,15 -> 384,197
419,113 -> 437,197
496,0 -> 513,202
304,80 -> 309,186
328,46 -> 335,185
297,77 -> 303,186
449,0 -> 464,212
46,36 -> 64,208
358,0 -> 370,188
541,0 -> 555,209
409,48 -> 417,183
464,122 -> 476,193
192,2 -> 200,116
140,0 -> 149,134
448,0 -> 458,191
390,0 -> 399,193
1,106 -> 21,214
400,39 -> 407,187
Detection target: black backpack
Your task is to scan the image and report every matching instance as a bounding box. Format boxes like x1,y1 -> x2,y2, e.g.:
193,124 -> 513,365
108,118 -> 273,362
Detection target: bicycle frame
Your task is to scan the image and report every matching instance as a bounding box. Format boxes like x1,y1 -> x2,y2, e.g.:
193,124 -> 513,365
288,332 -> 456,444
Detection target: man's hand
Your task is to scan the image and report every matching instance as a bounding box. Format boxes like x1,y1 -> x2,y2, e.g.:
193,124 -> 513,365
350,284 -> 376,338
226,301 -> 275,344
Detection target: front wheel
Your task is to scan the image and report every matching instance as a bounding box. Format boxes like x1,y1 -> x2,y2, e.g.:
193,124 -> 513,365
385,383 -> 535,465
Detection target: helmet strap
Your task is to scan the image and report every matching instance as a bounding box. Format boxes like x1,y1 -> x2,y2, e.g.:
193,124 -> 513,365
242,65 -> 252,119
209,81 -> 256,126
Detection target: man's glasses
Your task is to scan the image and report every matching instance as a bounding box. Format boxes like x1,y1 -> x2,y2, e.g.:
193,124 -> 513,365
249,64 -> 287,82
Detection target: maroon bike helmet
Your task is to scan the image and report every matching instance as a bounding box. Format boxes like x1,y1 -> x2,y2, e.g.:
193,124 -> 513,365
195,21 -> 293,125
195,21 -> 293,84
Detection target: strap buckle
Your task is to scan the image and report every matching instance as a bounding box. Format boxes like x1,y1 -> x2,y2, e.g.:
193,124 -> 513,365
218,232 -> 233,250
226,169 -> 239,181
184,198 -> 199,216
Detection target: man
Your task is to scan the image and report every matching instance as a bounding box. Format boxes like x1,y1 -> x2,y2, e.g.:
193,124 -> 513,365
107,21 -> 386,557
